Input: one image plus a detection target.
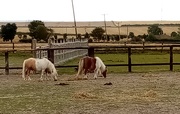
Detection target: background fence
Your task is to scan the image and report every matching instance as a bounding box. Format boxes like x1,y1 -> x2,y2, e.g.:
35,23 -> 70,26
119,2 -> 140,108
1,44 -> 180,75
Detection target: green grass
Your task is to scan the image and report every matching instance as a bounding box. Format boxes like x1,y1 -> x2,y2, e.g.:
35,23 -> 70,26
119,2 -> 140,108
95,52 -> 180,73
0,51 -> 32,67
1,51 -> 180,74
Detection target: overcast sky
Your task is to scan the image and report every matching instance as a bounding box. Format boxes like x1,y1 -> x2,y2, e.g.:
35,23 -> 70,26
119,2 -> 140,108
0,0 -> 179,22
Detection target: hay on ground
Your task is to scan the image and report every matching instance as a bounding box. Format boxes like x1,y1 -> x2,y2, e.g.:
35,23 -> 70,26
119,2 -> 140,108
73,91 -> 97,99
144,90 -> 158,98
67,77 -> 88,81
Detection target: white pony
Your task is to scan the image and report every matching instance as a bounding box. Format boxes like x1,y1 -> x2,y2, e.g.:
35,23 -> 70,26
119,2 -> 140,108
22,57 -> 58,81
76,56 -> 107,79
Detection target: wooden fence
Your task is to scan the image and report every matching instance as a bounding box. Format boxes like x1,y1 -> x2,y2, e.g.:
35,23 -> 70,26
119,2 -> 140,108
2,44 -> 180,75
34,39 -> 88,65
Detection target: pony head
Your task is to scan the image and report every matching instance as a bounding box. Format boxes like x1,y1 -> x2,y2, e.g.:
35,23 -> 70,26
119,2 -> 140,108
45,68 -> 58,81
52,70 -> 58,81
102,67 -> 107,78
46,60 -> 58,81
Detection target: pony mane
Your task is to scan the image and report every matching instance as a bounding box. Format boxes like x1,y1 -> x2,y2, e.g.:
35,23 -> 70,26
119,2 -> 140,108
46,58 -> 57,75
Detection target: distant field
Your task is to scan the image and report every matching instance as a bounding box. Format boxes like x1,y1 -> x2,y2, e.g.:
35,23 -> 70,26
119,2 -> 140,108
0,42 -> 47,50
16,26 -> 179,36
1,21 -> 180,39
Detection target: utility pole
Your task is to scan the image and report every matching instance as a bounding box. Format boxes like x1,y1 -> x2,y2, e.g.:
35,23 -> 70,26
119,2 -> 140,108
112,21 -> 121,39
103,14 -> 108,41
71,0 -> 78,39
127,24 -> 129,39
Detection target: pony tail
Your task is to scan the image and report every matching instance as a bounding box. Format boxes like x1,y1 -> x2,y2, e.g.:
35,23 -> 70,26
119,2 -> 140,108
77,58 -> 84,75
22,60 -> 26,80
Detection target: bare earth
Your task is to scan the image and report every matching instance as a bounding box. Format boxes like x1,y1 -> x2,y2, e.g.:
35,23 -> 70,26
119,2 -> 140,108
1,70 -> 180,114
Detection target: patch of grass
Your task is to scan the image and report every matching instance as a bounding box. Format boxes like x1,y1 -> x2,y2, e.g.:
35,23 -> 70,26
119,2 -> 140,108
0,51 -> 32,67
1,51 -> 180,74
56,51 -> 180,74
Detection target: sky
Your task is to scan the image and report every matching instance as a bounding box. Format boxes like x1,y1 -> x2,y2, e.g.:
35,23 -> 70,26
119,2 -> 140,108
0,0 -> 180,22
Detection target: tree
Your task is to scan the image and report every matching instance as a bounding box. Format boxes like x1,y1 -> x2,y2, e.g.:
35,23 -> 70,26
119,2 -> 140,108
77,33 -> 82,40
145,34 -> 157,41
18,34 -> 22,39
147,24 -> 163,35
35,25 -> 48,41
63,33 -> 67,42
129,32 -> 135,38
28,20 -> 52,42
91,27 -> 105,41
1,23 -> 17,42
84,32 -> 90,39
23,35 -> 27,39
46,28 -> 54,40
171,31 -> 177,37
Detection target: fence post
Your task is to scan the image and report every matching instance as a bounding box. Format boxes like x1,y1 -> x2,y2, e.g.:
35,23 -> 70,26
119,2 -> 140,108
12,43 -> 15,50
170,46 -> 173,71
124,42 -> 127,46
12,43 -> 15,53
5,51 -> 9,75
128,47 -> 132,72
161,42 -> 164,53
32,39 -> 37,58
48,49 -> 54,63
48,39 -> 54,63
88,47 -> 94,57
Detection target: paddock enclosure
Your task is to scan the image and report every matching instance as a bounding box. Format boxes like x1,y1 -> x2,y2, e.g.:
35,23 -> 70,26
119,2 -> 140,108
0,72 -> 180,113
1,42 -> 180,113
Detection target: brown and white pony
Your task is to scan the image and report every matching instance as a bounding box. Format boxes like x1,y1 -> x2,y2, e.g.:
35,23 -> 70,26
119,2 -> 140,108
76,56 -> 107,79
22,58 -> 58,81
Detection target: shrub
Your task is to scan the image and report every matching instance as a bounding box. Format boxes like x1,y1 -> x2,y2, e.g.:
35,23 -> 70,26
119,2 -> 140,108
88,38 -> 93,43
19,39 -> 32,43
145,34 -> 157,41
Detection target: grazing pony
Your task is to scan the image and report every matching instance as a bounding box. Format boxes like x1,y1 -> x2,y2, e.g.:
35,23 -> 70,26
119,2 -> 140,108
22,58 -> 58,81
76,56 -> 107,79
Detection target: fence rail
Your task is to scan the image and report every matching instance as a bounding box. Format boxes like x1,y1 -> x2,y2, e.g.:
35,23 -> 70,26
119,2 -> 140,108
2,44 -> 180,75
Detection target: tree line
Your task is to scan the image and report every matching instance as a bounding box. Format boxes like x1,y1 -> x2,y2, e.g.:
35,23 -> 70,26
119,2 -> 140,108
1,20 -> 180,43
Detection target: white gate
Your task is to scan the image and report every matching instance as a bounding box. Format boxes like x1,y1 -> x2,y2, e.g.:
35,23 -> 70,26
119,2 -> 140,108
36,39 -> 88,65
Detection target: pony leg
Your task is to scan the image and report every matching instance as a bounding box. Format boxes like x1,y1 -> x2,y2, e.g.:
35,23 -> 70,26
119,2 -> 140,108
22,60 -> 26,80
76,68 -> 83,79
98,69 -> 102,77
24,70 -> 29,80
40,70 -> 44,81
45,72 -> 50,81
27,76 -> 31,80
93,69 -> 99,79
45,73 -> 48,80
22,72 -> 25,80
27,70 -> 31,80
76,58 -> 84,79
23,69 -> 29,80
83,74 -> 88,79
83,69 -> 88,79
23,70 -> 27,80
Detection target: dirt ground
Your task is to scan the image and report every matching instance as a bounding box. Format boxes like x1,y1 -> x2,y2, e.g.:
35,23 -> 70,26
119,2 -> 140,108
1,71 -> 180,114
